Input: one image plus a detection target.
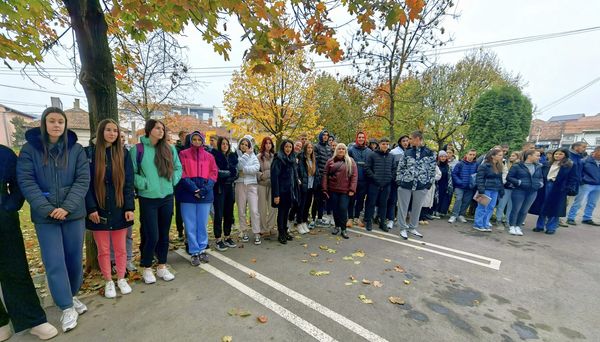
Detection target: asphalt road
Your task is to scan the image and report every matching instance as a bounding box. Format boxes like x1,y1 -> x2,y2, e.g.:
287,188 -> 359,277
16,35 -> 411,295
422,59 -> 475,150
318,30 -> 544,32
10,207 -> 600,342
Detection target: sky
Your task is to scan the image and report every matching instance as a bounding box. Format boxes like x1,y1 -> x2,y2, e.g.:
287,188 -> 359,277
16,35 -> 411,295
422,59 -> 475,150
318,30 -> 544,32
1,0 -> 599,121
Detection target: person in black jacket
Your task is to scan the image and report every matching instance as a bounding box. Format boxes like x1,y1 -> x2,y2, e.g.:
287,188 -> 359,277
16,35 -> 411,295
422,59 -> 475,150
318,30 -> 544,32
530,148 -> 578,234
271,139 -> 299,244
174,130 -> 189,241
473,149 -> 504,232
211,137 -> 239,251
364,138 -> 395,231
506,149 -> 544,236
85,119 -> 135,298
297,142 -> 320,234
313,129 -> 332,226
1,144 -> 59,341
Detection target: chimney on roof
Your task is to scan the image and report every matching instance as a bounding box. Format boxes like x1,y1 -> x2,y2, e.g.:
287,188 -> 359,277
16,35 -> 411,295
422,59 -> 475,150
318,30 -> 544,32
74,99 -> 80,109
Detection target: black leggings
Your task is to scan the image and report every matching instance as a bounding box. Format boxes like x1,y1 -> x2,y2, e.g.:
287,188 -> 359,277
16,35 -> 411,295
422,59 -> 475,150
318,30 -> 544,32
298,188 -> 315,224
276,193 -> 293,237
139,195 -> 173,267
213,183 -> 235,239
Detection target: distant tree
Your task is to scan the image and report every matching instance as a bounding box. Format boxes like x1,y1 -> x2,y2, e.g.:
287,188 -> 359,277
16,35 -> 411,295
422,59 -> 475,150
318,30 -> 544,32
467,85 -> 533,153
10,116 -> 27,148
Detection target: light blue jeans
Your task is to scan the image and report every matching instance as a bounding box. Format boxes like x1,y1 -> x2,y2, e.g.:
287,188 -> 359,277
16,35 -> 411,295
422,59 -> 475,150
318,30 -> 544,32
474,190 -> 499,228
495,189 -> 512,223
567,184 -> 600,221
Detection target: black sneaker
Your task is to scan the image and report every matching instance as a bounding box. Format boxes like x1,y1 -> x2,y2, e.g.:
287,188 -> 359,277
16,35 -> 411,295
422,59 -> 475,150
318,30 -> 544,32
379,225 -> 389,232
278,236 -> 287,244
224,238 -> 237,248
365,223 -> 372,232
567,219 -> 576,225
190,254 -> 201,266
341,230 -> 349,239
582,220 -> 600,226
215,240 -> 228,251
285,233 -> 294,241
199,253 -> 209,263
331,227 -> 340,235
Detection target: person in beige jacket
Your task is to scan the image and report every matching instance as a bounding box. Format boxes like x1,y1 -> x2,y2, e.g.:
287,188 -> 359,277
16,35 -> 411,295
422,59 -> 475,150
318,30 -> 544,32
257,137 -> 278,238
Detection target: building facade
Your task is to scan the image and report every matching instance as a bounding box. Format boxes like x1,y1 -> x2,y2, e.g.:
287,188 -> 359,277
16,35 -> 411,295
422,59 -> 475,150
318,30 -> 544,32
0,104 -> 37,148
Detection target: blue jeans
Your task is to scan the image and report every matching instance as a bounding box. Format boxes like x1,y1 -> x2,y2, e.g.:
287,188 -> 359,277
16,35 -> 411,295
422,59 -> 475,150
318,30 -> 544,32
536,216 -> 559,232
495,189 -> 512,223
35,219 -> 85,310
568,184 -> 600,221
451,188 -> 474,217
509,189 -> 537,227
181,202 -> 211,255
474,190 -> 499,228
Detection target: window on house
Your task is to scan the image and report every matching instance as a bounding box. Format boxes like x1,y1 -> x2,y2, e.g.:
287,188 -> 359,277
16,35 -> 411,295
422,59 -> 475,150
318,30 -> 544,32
595,137 -> 600,146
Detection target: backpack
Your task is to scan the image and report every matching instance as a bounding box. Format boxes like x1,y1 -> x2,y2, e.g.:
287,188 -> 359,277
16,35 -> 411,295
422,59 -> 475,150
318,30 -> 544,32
134,143 -> 144,197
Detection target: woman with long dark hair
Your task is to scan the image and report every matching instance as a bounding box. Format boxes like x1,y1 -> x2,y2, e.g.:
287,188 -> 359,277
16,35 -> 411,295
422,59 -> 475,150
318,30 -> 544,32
433,150 -> 453,217
271,139 -> 299,244
495,151 -> 520,227
257,137 -> 278,238
211,137 -> 238,251
17,107 -> 90,332
529,148 -> 578,234
130,119 -> 182,284
297,142 -> 320,234
322,143 -> 358,239
473,148 -> 504,232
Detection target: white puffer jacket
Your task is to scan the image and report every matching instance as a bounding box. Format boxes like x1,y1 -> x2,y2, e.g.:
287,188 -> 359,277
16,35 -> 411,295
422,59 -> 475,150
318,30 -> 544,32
235,136 -> 260,185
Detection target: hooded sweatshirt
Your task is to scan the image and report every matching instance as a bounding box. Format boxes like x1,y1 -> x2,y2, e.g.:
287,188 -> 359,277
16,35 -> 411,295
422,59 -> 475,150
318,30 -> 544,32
176,131 -> 218,203
348,131 -> 372,182
314,129 -> 332,173
235,135 -> 260,185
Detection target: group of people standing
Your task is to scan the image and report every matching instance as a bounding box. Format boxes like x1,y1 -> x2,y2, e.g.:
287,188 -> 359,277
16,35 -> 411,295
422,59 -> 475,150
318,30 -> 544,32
2,107 -> 599,340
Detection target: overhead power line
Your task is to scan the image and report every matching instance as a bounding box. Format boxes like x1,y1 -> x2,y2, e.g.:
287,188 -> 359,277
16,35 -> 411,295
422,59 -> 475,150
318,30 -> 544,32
537,76 -> 600,114
0,83 -> 84,97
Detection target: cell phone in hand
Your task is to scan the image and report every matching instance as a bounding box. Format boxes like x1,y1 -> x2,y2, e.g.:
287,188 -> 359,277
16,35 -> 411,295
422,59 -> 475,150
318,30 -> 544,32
99,216 -> 108,224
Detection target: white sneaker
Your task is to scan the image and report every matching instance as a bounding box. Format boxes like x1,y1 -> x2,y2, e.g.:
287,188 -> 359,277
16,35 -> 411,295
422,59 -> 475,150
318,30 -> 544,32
409,228 -> 423,238
458,216 -> 467,223
448,216 -> 457,223
104,280 -> 117,299
143,268 -> 156,284
515,226 -> 524,236
126,260 -> 137,272
29,322 -> 58,340
0,324 -> 12,341
60,308 -> 78,333
117,278 -> 132,295
302,223 -> 310,234
400,229 -> 408,240
254,235 -> 262,245
386,220 -> 394,229
508,226 -> 516,235
72,296 -> 87,315
157,267 -> 175,281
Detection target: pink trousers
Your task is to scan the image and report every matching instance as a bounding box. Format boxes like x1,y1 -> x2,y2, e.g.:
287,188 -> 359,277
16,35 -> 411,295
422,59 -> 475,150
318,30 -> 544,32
93,229 -> 127,280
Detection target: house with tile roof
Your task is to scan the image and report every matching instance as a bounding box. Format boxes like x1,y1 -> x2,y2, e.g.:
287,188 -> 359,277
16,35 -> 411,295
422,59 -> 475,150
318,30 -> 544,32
529,113 -> 600,152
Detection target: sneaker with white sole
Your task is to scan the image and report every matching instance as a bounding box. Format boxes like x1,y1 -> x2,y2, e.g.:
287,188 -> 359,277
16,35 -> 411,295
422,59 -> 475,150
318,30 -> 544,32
409,228 -> 423,238
215,240 -> 228,251
117,278 -> 132,295
126,260 -> 137,272
254,235 -> 262,245
458,216 -> 467,223
157,267 -> 175,281
515,226 -> 524,236
473,226 -> 486,232
199,252 -> 209,264
224,238 -> 237,248
30,322 -> 58,340
508,226 -> 516,235
0,324 -> 12,341
60,308 -> 78,333
72,297 -> 87,315
241,233 -> 250,243
143,268 -> 156,284
104,280 -> 117,299
448,216 -> 457,223
400,229 -> 408,240
386,220 -> 394,229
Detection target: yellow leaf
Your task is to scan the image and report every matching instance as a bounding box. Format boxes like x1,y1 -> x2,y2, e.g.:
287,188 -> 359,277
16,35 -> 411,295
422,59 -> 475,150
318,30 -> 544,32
358,294 -> 373,304
389,296 -> 405,305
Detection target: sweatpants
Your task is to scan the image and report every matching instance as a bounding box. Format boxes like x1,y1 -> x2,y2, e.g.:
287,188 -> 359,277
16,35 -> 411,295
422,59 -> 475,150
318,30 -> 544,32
35,219 -> 85,310
235,183 -> 260,234
213,183 -> 235,239
0,209 -> 48,332
364,183 -> 391,227
93,229 -> 128,280
258,184 -> 277,232
139,195 -> 173,268
397,188 -> 428,230
348,181 -> 368,219
276,193 -> 293,237
330,192 -> 350,229
181,202 -> 211,255
299,188 -> 315,224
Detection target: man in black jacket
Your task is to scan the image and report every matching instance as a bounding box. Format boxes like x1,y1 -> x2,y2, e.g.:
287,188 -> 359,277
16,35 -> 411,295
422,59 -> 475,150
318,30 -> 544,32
396,131 -> 436,239
313,129 -> 333,225
364,138 -> 395,231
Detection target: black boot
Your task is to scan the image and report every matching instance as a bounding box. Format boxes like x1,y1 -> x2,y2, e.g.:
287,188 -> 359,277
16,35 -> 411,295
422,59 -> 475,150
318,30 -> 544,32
380,224 -> 389,232
341,229 -> 349,239
286,233 -> 294,241
365,222 -> 372,231
332,226 -> 340,235
278,235 -> 288,244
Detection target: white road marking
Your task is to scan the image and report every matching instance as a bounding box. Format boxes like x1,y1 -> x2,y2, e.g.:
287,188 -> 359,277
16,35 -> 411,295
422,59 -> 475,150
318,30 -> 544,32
347,228 -> 502,270
175,250 -> 338,342
207,250 -> 390,342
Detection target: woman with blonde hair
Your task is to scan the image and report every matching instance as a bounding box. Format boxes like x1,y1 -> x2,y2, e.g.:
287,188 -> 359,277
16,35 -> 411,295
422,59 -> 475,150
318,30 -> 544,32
321,143 -> 358,239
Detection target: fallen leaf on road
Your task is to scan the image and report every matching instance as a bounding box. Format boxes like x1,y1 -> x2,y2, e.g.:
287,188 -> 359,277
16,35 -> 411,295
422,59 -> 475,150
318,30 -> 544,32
362,279 -> 372,284
326,248 -> 337,254
310,270 -> 330,276
352,250 -> 365,258
310,253 -> 319,257
327,258 -> 334,263
228,309 -> 238,316
319,245 -> 329,250
349,275 -> 356,281
384,258 -> 391,263
249,272 -> 256,278
404,280 -> 411,285
250,258 -> 257,263
222,336 -> 233,342
388,296 -> 405,305
417,257 -> 424,260
344,282 -> 353,286
358,294 -> 373,304
394,265 -> 406,273
257,315 -> 268,323
238,310 -> 252,317
372,280 -> 383,288
342,256 -> 354,261
473,300 -> 480,306
353,261 -> 361,265
302,243 -> 308,248
301,259 -> 308,263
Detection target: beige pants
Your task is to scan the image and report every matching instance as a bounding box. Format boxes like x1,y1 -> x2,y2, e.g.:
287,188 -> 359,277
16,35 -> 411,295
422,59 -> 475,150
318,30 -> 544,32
235,183 -> 261,234
258,184 -> 277,233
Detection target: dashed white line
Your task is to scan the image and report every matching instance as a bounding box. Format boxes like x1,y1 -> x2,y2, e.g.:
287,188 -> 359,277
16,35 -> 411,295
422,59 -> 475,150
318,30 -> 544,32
175,250 -> 338,342
207,250 -> 390,342
347,228 -> 502,270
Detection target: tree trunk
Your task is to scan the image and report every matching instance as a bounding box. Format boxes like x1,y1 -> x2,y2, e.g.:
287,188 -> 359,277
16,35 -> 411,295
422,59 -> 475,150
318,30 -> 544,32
389,96 -> 395,142
63,0 -> 119,272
